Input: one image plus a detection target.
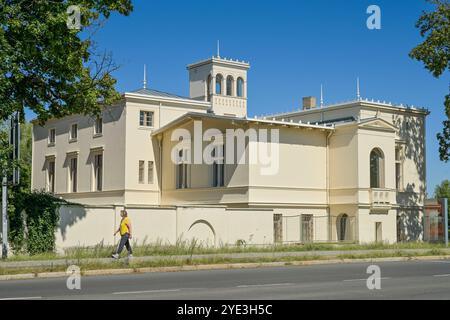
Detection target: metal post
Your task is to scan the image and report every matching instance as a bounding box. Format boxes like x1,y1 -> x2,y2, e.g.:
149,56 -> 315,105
444,198 -> 449,247
1,175 -> 7,259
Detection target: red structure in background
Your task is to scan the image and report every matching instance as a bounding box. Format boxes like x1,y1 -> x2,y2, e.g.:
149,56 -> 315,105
424,199 -> 447,242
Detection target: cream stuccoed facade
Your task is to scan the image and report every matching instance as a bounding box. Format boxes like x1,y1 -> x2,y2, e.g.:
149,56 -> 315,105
31,55 -> 429,249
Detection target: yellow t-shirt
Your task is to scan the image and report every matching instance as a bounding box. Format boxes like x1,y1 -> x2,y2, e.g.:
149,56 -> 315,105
120,217 -> 130,236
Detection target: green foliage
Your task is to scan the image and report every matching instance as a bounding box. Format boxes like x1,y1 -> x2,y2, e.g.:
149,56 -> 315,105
437,94 -> 450,162
11,191 -> 68,255
0,0 -> 133,123
410,0 -> 450,162
434,179 -> 450,219
1,122 -> 69,255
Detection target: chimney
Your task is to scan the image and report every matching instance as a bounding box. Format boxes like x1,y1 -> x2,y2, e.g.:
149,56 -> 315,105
303,96 -> 316,110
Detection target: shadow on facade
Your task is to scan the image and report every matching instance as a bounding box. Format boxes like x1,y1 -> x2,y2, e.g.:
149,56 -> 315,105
58,205 -> 87,241
393,113 -> 426,241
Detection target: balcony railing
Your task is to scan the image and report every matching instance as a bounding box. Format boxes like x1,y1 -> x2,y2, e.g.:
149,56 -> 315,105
370,188 -> 392,211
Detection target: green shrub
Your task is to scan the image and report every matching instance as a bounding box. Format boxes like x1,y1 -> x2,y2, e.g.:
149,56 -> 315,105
10,191 -> 69,255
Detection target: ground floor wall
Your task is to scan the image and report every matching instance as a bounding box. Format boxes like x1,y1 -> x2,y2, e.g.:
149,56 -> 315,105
271,208 -> 328,243
55,204 -> 425,251
55,205 -> 274,251
357,208 -> 397,244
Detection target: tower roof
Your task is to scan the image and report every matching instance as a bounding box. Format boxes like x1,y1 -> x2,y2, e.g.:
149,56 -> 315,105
187,56 -> 250,70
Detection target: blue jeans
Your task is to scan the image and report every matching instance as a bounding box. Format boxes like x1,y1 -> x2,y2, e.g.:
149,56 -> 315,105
115,233 -> 132,255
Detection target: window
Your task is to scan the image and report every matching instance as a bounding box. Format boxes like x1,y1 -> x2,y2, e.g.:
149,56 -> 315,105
47,160 -> 55,193
176,150 -> 189,189
395,145 -> 404,191
69,157 -> 78,193
370,148 -> 384,188
206,74 -> 212,102
226,76 -> 234,96
301,215 -> 314,243
138,160 -> 145,184
139,111 -> 154,127
48,128 -> 56,145
215,74 -> 223,95
93,154 -> 103,191
237,77 -> 244,97
94,117 -> 103,135
70,123 -> 78,141
148,161 -> 154,184
212,145 -> 224,187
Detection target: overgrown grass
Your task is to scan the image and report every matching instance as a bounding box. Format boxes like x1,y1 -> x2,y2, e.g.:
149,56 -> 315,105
1,249 -> 448,276
3,238 -> 448,262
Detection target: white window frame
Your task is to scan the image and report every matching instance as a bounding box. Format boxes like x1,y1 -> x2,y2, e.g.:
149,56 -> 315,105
176,149 -> 190,189
69,123 -> 78,142
148,161 -> 154,184
68,156 -> 78,193
92,152 -> 104,192
212,144 -> 225,187
395,144 -> 404,192
139,110 -> 154,128
46,158 -> 56,193
48,128 -> 56,146
94,117 -> 103,137
138,160 -> 145,184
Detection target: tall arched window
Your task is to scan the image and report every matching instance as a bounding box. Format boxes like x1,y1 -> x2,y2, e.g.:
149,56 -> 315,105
226,76 -> 234,96
215,74 -> 223,95
370,148 -> 385,188
237,77 -> 244,97
206,74 -> 212,101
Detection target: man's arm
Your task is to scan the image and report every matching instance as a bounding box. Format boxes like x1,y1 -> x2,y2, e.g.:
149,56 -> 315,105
127,222 -> 132,239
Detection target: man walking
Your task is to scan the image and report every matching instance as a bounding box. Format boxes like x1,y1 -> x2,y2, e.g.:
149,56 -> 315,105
112,210 -> 133,259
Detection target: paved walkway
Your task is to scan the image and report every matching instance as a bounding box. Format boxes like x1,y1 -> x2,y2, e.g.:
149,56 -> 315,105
1,248 -> 449,269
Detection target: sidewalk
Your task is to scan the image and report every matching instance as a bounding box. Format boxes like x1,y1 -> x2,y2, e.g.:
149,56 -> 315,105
2,248 -> 450,269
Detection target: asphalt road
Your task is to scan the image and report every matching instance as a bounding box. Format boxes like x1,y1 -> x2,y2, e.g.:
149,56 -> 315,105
0,260 -> 449,300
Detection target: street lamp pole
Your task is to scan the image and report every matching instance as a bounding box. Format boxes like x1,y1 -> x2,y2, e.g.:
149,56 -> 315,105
1,174 -> 7,259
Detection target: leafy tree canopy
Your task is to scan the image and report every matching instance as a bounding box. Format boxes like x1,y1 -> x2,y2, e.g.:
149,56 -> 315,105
0,0 -> 133,124
410,0 -> 450,162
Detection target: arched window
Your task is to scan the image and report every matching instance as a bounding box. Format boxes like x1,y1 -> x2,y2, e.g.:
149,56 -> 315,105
337,214 -> 349,241
215,74 -> 223,95
237,77 -> 244,97
206,74 -> 212,101
370,148 -> 385,188
226,76 -> 234,96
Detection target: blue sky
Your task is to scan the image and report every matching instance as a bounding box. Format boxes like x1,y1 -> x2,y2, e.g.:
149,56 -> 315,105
28,0 -> 449,192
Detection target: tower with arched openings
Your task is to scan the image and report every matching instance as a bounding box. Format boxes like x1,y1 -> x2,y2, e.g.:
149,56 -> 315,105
187,56 -> 249,117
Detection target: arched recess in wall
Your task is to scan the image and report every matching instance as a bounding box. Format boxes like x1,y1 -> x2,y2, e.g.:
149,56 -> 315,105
336,213 -> 349,241
187,219 -> 216,246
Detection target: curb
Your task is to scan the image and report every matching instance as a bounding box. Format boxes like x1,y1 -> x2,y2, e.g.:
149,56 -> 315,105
0,273 -> 35,281
0,254 -> 449,281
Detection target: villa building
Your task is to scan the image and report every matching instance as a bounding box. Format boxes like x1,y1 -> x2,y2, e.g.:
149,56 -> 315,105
31,54 -> 429,249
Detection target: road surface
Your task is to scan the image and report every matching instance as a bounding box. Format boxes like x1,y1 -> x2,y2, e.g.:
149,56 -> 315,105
0,260 -> 449,300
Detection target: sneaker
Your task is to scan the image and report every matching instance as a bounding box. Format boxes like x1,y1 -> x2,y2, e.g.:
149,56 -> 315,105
111,253 -> 119,259
128,254 -> 133,258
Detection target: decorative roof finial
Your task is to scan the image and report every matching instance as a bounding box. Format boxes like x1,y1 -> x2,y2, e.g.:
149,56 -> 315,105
143,64 -> 147,89
356,77 -> 361,101
320,84 -> 324,107
217,40 -> 220,58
